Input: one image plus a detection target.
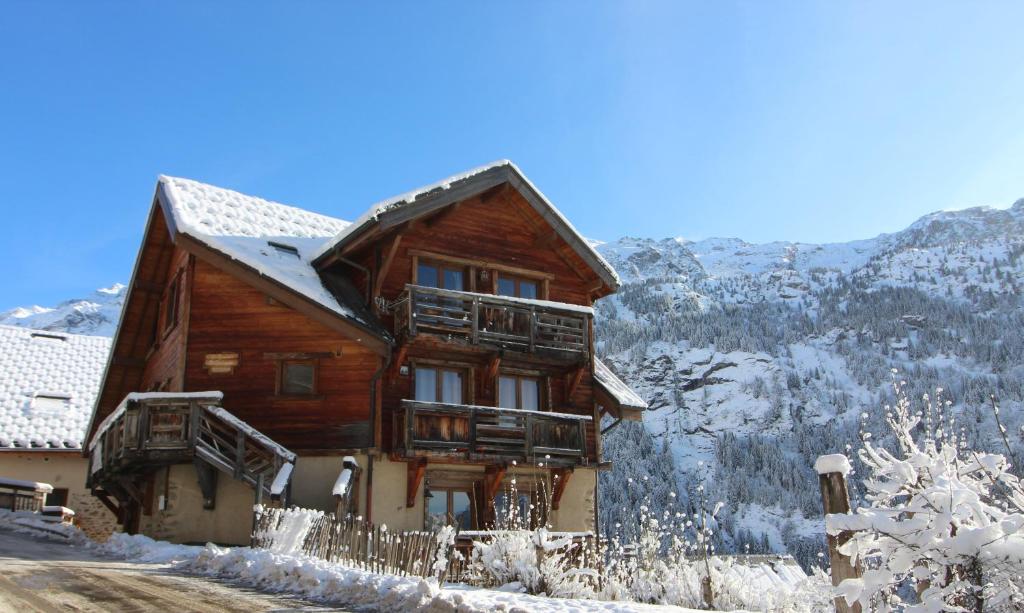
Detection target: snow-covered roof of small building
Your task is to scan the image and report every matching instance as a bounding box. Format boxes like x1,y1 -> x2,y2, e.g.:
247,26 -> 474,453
0,325 -> 111,450
157,176 -> 386,338
594,357 -> 648,411
311,161 -> 621,292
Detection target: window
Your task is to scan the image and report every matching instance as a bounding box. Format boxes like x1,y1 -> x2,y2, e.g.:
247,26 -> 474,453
279,360 -> 316,395
426,488 -> 473,530
414,366 -> 464,404
498,375 -> 541,411
417,261 -> 465,291
162,275 -> 180,333
496,274 -> 539,299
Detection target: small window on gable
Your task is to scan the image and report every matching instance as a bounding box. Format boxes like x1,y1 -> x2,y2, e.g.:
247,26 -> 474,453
268,241 -> 300,258
163,274 -> 180,334
30,394 -> 71,416
279,360 -> 317,396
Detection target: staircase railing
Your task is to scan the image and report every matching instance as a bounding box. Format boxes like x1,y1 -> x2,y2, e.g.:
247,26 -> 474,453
87,392 -> 296,501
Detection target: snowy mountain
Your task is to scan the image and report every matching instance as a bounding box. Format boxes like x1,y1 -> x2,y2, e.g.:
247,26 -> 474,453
0,284 -> 126,337
595,198 -> 1024,567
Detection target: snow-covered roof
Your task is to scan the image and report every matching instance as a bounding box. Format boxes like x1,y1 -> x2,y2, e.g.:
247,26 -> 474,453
157,176 -> 385,337
311,161 -> 621,291
0,325 -> 111,450
594,357 -> 648,411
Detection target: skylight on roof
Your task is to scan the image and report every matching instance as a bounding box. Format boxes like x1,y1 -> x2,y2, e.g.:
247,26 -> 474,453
268,241 -> 300,258
30,393 -> 71,416
30,331 -> 67,341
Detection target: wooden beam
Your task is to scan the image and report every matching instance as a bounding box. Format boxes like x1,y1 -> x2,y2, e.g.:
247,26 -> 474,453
388,344 -> 409,384
484,465 -> 507,501
374,234 -> 403,297
92,489 -> 120,517
406,459 -> 427,508
551,468 -> 572,511
485,355 -> 501,393
566,366 -> 585,403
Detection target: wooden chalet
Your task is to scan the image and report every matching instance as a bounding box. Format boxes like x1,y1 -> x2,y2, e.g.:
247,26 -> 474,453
86,161 -> 647,545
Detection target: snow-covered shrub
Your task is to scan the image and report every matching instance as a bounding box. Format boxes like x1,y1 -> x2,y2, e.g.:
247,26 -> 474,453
829,372 -> 1024,612
467,467 -> 598,598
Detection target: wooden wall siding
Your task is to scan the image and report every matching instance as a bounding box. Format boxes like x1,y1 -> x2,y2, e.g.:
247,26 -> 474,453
93,205 -> 179,441
352,187 -> 600,308
185,258 -> 380,451
139,247 -> 191,393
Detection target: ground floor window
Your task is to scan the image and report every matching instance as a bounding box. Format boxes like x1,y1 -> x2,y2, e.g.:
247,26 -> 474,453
425,487 -> 473,531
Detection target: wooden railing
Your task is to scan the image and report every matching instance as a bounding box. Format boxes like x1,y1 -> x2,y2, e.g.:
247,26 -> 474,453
394,285 -> 590,358
0,479 -> 51,513
87,393 -> 296,502
398,399 -> 590,465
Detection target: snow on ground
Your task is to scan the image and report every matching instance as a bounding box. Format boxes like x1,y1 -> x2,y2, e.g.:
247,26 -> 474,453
0,512 -> 710,613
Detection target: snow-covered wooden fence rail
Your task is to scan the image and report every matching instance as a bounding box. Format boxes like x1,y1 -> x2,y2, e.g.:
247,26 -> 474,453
252,506 -> 456,581
0,477 -> 53,513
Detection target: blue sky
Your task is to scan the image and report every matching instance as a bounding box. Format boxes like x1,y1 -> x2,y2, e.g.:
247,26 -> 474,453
2,2 -> 1024,307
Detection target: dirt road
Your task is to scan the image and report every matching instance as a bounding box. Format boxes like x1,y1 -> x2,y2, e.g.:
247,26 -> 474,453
0,528 -> 358,612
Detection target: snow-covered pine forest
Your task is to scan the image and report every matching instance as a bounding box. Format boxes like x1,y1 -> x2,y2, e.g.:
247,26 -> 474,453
595,199 -> 1024,569
5,199 -> 1024,574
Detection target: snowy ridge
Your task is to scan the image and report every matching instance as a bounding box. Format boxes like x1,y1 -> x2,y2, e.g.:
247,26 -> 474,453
0,325 -> 111,449
0,284 -> 125,337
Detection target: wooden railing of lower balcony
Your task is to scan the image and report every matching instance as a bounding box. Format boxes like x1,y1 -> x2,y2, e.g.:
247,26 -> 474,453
394,284 -> 590,359
397,399 -> 591,466
87,393 -> 296,503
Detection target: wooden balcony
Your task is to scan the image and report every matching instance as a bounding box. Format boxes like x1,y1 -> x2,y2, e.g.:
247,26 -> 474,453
394,284 -> 590,360
396,399 -> 591,466
87,393 -> 296,504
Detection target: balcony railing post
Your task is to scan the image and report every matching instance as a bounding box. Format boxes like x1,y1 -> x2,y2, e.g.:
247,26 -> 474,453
235,431 -> 246,479
468,407 -> 478,455
405,402 -> 415,453
137,402 -> 150,450
189,402 -> 200,447
578,419 -> 588,460
525,412 -> 534,458
529,308 -> 536,353
471,296 -> 479,345
408,287 -> 417,337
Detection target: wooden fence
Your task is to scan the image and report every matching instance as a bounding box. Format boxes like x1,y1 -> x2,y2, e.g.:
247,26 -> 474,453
252,506 -> 456,580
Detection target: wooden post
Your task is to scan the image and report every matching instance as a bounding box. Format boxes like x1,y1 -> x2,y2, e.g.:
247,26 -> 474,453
816,454 -> 862,613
